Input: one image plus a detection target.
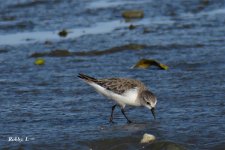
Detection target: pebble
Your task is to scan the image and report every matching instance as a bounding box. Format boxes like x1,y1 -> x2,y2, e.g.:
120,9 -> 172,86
140,133 -> 156,143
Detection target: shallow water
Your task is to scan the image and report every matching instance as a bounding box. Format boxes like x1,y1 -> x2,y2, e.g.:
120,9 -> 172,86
0,0 -> 225,150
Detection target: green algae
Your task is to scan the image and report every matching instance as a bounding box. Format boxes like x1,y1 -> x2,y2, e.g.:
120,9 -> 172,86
132,59 -> 169,70
122,10 -> 144,19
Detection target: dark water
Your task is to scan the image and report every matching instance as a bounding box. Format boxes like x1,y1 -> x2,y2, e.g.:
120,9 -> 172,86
0,0 -> 225,149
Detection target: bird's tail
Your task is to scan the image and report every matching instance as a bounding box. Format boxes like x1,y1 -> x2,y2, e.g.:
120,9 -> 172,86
78,73 -> 97,82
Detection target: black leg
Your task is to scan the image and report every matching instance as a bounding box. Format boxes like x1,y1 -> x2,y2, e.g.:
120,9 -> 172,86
109,104 -> 117,123
121,108 -> 132,123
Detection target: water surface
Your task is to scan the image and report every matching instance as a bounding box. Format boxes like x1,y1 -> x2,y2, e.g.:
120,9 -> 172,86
0,0 -> 225,150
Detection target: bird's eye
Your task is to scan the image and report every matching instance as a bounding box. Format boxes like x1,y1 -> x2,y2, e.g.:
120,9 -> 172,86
146,102 -> 150,105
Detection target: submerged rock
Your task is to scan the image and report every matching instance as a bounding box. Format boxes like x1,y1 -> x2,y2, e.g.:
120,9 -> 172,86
129,24 -> 136,30
0,49 -> 8,53
140,133 -> 156,143
1,16 -> 16,21
145,141 -> 186,150
44,40 -> 53,45
49,49 -> 71,56
74,44 -> 146,56
132,59 -> 169,70
122,10 -> 144,19
30,44 -> 147,58
58,29 -> 68,37
143,28 -> 151,34
84,136 -> 139,150
31,49 -> 71,57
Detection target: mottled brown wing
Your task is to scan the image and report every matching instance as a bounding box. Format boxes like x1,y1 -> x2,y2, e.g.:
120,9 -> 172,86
96,78 -> 141,94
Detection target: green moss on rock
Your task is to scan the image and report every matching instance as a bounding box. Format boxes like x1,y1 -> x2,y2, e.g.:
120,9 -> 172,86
122,10 -> 144,19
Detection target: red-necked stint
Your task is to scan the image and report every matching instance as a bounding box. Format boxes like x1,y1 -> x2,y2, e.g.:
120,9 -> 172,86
78,73 -> 157,123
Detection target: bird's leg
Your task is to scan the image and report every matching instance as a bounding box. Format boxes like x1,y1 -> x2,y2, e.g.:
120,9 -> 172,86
109,104 -> 117,123
121,108 -> 132,123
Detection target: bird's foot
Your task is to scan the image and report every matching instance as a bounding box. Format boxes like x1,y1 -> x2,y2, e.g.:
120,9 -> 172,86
109,117 -> 114,123
127,120 -> 132,124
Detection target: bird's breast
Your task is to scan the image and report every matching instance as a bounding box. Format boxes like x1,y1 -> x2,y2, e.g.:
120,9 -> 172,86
121,88 -> 141,106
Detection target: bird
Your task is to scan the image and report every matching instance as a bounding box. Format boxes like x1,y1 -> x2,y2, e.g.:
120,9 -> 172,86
78,73 -> 157,123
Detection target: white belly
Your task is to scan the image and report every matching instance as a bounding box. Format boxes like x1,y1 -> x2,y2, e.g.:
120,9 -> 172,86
89,82 -> 141,107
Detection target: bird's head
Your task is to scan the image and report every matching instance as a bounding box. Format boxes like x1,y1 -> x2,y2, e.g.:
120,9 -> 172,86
140,90 -> 157,119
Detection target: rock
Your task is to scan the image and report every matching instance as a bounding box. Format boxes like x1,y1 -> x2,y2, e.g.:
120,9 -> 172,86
145,141 -> 187,150
128,24 -> 136,30
132,59 -> 169,70
201,0 -> 209,5
122,10 -> 144,19
58,29 -> 68,37
0,49 -> 8,53
1,16 -> 16,21
30,44 -> 147,58
140,133 -> 156,143
143,28 -> 151,34
31,49 -> 71,57
48,49 -> 71,57
34,58 -> 45,65
73,44 -> 146,56
44,40 -> 53,45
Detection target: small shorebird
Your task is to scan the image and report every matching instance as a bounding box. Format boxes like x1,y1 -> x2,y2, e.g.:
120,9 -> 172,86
78,73 -> 157,123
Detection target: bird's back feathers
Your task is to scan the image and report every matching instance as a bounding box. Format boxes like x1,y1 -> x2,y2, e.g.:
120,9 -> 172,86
78,73 -> 147,95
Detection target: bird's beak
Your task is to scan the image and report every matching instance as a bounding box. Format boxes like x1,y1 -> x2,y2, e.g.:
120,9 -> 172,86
151,107 -> 156,119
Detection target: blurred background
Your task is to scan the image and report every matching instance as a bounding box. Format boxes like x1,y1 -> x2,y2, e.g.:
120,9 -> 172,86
0,0 -> 225,149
